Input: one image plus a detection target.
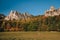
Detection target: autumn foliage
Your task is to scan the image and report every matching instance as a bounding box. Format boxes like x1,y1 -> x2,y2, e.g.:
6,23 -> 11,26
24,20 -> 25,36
0,15 -> 60,32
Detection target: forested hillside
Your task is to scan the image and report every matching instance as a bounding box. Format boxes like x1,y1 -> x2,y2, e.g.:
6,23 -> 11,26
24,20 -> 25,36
0,15 -> 60,32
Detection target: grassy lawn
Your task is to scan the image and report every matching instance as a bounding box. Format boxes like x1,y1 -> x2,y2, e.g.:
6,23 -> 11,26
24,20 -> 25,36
0,32 -> 60,40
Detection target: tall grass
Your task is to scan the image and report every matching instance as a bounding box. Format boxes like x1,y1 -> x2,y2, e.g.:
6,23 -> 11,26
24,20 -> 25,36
0,32 -> 60,40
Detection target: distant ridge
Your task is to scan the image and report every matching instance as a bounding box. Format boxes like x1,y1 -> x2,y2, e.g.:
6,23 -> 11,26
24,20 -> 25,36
44,6 -> 60,17
3,6 -> 60,20
5,10 -> 33,21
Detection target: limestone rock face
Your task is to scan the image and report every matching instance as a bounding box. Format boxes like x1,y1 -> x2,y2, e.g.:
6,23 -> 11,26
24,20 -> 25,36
44,6 -> 60,17
5,10 -> 32,21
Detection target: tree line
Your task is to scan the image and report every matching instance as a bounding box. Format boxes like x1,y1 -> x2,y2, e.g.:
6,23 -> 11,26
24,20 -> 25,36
0,15 -> 60,32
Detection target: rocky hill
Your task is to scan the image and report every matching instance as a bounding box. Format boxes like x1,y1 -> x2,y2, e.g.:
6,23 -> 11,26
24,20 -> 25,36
44,6 -> 60,17
5,10 -> 33,21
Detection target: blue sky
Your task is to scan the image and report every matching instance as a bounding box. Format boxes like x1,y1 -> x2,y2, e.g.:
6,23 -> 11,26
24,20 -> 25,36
0,0 -> 60,16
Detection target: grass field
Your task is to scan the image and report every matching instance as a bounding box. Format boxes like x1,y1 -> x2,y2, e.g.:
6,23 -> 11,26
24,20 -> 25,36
0,32 -> 60,40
